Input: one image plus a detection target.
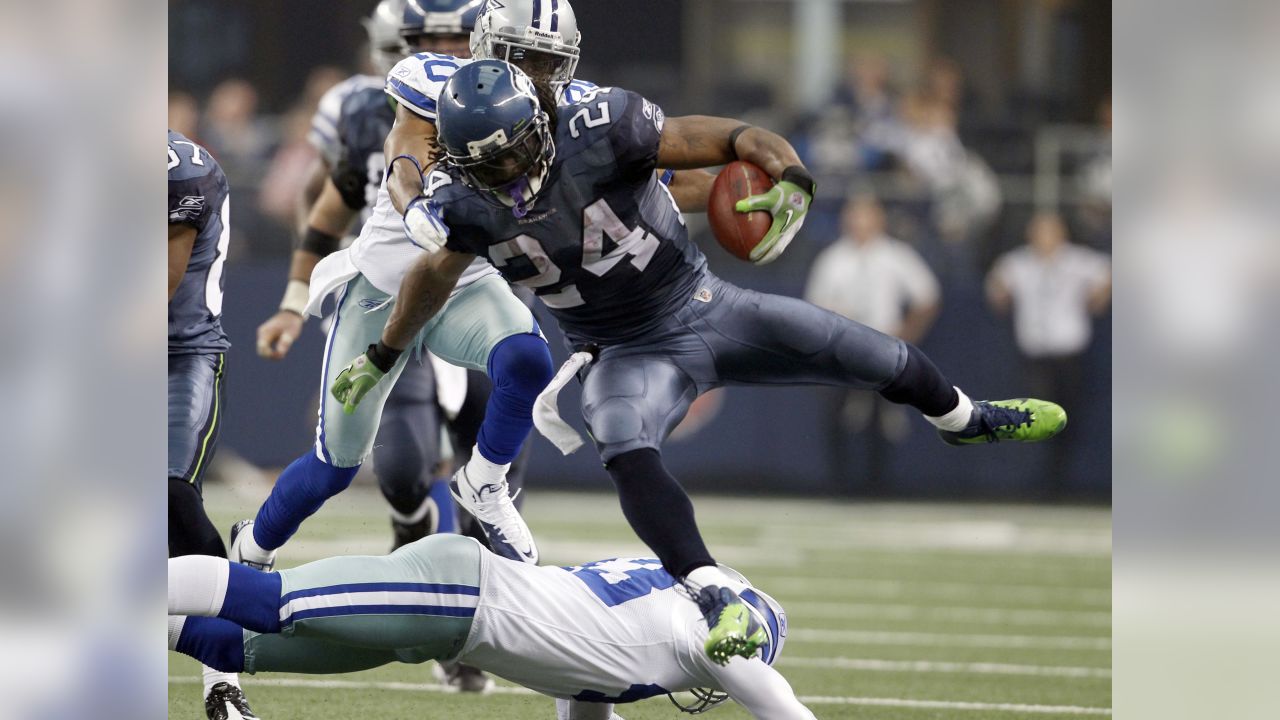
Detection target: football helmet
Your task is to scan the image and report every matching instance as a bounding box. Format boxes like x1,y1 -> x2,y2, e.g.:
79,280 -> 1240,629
364,0 -> 410,75
401,0 -> 485,52
436,60 -> 555,217
716,564 -> 788,666
470,0 -> 582,89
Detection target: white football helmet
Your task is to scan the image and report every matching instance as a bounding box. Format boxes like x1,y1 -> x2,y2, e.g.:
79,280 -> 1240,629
470,0 -> 582,88
364,0 -> 409,75
717,564 -> 788,665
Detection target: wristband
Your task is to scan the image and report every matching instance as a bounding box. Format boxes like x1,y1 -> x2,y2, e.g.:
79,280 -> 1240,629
389,154 -> 423,179
366,341 -> 403,373
298,226 -> 341,257
780,165 -> 816,196
279,279 -> 310,317
727,125 -> 753,159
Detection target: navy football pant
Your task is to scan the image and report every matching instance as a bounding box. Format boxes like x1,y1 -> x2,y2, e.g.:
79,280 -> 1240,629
581,273 -> 912,462
582,273 -> 955,577
168,352 -> 228,558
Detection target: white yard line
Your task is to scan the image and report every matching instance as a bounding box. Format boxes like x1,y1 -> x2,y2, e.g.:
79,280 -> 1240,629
786,601 -> 1112,628
170,676 -> 1110,714
769,576 -> 1112,606
787,628 -> 1111,650
780,656 -> 1111,678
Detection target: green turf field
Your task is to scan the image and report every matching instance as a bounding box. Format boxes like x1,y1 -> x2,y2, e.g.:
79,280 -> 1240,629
170,481 -> 1111,719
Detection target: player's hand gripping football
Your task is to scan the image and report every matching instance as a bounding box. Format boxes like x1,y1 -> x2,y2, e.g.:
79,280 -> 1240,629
330,343 -> 399,414
403,197 -> 450,253
733,167 -> 814,265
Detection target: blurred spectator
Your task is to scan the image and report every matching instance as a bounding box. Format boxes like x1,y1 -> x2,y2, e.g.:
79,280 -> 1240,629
896,93 -> 1001,245
200,78 -> 274,182
801,52 -> 903,176
257,67 -> 343,231
987,212 -> 1111,495
806,194 -> 941,493
167,92 -> 200,141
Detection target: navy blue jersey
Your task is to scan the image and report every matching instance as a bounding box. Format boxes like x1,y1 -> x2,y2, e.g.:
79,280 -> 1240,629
168,130 -> 231,354
432,88 -> 706,345
330,87 -> 396,214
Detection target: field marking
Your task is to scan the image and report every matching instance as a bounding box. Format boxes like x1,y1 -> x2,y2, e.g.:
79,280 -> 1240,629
780,656 -> 1111,678
169,676 -> 1111,715
787,601 -> 1111,628
769,576 -> 1112,606
787,628 -> 1111,650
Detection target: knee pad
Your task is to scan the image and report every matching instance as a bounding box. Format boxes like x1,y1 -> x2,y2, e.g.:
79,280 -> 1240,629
168,478 -> 227,558
487,333 -> 554,400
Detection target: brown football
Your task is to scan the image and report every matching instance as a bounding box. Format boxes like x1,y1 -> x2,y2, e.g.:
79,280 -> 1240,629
707,161 -> 774,262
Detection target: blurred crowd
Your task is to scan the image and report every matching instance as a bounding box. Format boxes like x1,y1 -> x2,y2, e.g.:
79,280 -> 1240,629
169,45 -> 1111,499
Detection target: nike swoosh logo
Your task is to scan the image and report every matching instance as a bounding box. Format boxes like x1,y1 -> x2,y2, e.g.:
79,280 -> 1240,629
780,209 -> 795,227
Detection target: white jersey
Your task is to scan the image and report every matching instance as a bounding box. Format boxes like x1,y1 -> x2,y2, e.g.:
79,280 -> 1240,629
346,53 -> 598,299
308,74 -> 384,167
461,553 -> 720,702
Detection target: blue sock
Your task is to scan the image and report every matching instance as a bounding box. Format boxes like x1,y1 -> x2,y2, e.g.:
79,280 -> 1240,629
176,616 -> 245,673
221,563 -> 283,634
477,332 -> 553,464
431,478 -> 458,534
253,452 -> 360,550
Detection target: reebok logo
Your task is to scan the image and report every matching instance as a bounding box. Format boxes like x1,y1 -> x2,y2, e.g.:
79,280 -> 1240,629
178,195 -> 205,210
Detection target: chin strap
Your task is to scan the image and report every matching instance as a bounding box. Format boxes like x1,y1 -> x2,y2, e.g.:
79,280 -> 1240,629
532,350 -> 594,454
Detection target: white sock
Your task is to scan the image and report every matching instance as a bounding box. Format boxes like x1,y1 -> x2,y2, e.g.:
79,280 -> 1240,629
684,565 -> 747,594
465,449 -> 511,487
390,495 -> 436,525
925,387 -> 975,432
202,665 -> 241,697
168,615 -> 186,651
240,524 -> 274,565
168,555 -> 229,616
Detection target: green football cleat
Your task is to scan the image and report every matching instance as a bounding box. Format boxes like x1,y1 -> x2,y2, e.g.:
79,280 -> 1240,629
938,398 -> 1067,446
695,586 -> 769,665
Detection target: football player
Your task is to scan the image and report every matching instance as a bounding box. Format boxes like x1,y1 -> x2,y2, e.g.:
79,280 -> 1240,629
334,61 -> 1068,664
253,0 -> 493,557
170,533 -> 814,719
168,130 -> 260,720
232,0 -> 707,586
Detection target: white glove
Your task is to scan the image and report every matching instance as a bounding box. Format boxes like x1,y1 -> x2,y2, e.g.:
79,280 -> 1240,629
403,197 -> 449,253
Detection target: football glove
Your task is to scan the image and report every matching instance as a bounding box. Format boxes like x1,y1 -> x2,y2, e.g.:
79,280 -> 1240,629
403,197 -> 449,253
734,167 -> 814,265
330,343 -> 400,414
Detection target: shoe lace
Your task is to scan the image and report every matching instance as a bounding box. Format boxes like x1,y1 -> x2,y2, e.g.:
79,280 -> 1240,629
979,402 -> 1033,438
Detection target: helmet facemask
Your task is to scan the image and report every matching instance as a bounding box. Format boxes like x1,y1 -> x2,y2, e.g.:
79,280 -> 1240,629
445,111 -> 555,218
472,23 -> 580,89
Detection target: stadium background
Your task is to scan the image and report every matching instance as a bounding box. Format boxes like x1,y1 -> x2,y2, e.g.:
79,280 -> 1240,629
167,0 -> 1111,501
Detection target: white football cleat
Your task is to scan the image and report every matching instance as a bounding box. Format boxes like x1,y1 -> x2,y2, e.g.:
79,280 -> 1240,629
228,519 -> 276,572
449,466 -> 538,564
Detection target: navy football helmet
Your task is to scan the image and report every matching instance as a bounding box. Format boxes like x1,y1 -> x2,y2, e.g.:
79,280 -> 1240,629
436,60 -> 555,217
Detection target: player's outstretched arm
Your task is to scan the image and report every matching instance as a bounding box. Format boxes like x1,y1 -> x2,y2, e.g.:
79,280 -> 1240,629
385,104 -> 440,215
329,248 -> 474,414
658,117 -> 815,265
708,659 -> 817,720
258,178 -> 358,360
664,168 -> 716,213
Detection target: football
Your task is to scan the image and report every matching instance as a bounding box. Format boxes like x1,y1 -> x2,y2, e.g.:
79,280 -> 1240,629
707,160 -> 774,261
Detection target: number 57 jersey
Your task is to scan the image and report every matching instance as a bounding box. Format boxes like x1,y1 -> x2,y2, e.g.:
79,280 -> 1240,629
432,87 -> 708,346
